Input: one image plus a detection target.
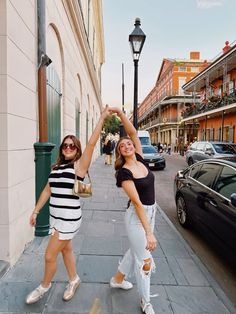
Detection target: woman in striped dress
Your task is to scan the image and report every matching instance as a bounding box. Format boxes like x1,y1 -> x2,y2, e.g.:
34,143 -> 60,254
25,106 -> 112,305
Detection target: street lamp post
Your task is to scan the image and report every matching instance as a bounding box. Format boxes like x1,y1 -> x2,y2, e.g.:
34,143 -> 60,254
119,63 -> 126,137
129,18 -> 146,129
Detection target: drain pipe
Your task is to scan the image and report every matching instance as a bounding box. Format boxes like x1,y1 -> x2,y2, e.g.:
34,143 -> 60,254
37,0 -> 51,141
34,0 -> 54,237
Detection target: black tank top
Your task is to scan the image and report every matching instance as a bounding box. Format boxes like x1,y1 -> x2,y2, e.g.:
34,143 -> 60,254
116,153 -> 155,205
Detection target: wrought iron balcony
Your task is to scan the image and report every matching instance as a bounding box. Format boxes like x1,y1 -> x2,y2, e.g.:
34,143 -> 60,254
181,92 -> 236,118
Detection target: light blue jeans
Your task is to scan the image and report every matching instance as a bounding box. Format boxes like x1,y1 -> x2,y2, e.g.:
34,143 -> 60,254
118,203 -> 157,303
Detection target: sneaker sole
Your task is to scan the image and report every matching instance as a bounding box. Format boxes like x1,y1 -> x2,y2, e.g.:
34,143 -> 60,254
110,283 -> 133,290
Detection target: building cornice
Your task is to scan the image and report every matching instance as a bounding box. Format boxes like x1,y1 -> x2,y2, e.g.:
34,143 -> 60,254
62,0 -> 103,109
93,0 -> 105,65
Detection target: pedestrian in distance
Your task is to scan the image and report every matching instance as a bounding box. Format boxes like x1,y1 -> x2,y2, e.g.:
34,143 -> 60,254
109,107 -> 158,314
25,106 -> 112,305
167,144 -> 171,155
104,137 -> 113,165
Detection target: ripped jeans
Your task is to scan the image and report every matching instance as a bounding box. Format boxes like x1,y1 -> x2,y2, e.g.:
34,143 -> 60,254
118,203 -> 157,303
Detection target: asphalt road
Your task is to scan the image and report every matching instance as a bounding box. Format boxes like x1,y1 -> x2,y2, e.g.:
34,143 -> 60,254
153,152 -> 236,307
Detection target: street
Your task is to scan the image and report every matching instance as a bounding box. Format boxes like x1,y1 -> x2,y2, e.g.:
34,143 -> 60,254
153,153 -> 236,307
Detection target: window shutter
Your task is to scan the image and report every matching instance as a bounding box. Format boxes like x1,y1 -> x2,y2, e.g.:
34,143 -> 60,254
201,129 -> 205,140
229,126 -> 234,142
216,128 -> 221,141
209,128 -> 214,141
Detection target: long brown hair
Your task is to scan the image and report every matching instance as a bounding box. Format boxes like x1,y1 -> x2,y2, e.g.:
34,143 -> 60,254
52,135 -> 82,169
114,136 -> 135,171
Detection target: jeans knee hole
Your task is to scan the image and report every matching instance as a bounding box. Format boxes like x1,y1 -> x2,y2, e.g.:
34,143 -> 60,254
142,261 -> 151,275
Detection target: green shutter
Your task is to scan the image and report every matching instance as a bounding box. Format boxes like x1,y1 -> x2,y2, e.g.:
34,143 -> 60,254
75,98 -> 80,138
46,65 -> 61,163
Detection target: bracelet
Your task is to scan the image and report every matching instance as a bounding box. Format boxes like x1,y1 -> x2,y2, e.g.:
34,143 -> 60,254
145,231 -> 152,236
33,211 -> 39,215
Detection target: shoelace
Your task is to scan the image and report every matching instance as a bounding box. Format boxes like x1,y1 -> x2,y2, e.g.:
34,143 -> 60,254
35,286 -> 47,297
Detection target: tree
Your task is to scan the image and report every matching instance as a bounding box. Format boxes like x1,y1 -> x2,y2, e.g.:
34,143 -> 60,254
103,114 -> 120,135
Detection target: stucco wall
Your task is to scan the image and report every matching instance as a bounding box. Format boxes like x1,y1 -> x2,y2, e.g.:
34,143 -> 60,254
0,0 -> 37,264
0,0 -> 104,265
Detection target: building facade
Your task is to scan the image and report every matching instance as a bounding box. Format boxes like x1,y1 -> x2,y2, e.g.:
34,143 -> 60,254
138,52 -> 208,151
0,0 -> 104,265
182,42 -> 236,144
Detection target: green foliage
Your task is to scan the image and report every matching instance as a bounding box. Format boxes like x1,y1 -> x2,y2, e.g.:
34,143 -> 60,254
103,114 -> 120,135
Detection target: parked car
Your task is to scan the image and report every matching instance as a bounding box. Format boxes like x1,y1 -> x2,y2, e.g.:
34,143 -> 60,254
142,145 -> 166,170
186,141 -> 236,166
174,158 -> 236,261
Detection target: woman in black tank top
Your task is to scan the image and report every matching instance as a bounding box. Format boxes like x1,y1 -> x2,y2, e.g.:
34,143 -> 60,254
109,107 -> 157,314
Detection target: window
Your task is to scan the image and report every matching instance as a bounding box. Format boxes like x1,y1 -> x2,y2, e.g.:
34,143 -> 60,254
191,67 -> 199,73
196,142 -> 205,151
190,142 -> 198,150
75,98 -> 81,138
179,66 -> 187,72
205,143 -> 213,151
214,166 -> 236,199
212,143 -> 236,154
178,77 -> 186,95
196,163 -> 222,188
190,163 -> 202,179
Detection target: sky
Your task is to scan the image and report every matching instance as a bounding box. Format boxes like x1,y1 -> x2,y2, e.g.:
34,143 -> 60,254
101,0 -> 236,113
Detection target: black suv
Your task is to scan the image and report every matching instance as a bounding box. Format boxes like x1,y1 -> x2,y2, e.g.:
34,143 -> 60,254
186,141 -> 236,166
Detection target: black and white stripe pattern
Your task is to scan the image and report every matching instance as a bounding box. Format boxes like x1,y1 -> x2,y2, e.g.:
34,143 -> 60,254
48,163 -> 82,240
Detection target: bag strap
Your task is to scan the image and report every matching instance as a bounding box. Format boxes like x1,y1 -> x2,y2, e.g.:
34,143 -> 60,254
74,162 -> 91,183
86,171 -> 91,183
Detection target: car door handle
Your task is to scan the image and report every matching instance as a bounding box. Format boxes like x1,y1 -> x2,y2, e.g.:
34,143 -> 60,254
208,199 -> 217,207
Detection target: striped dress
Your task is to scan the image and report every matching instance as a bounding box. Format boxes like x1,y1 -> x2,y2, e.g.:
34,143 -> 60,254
48,162 -> 82,240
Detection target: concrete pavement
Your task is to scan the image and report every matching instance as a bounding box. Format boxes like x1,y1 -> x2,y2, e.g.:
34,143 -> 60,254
0,155 -> 235,314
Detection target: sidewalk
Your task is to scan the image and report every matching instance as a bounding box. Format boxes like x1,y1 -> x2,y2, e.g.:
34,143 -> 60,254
0,156 -> 235,314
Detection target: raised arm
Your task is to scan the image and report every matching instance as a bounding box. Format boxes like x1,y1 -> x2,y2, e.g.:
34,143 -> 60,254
110,107 -> 142,156
75,105 -> 112,177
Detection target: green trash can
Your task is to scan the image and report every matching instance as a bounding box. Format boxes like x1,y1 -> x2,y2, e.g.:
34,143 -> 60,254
34,142 -> 55,236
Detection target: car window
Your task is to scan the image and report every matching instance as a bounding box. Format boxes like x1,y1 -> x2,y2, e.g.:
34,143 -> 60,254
190,142 -> 198,150
183,168 -> 191,177
196,142 -> 205,151
140,138 -> 150,145
142,146 -> 157,154
214,166 -> 236,200
205,143 -> 212,151
212,143 -> 236,154
190,163 -> 202,179
196,163 -> 222,188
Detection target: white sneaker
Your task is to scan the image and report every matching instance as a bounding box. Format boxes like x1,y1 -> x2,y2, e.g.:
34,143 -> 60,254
63,275 -> 81,301
140,298 -> 155,314
25,283 -> 51,304
110,277 -> 133,290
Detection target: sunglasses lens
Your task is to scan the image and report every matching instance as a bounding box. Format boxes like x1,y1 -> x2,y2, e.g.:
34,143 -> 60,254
62,143 -> 76,150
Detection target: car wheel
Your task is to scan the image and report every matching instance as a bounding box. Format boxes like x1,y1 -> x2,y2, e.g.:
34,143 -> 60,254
188,158 -> 194,166
176,195 -> 191,228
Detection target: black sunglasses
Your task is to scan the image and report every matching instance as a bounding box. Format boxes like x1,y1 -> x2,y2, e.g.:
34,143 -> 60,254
62,143 -> 77,151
